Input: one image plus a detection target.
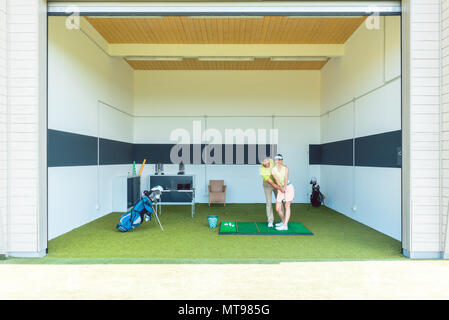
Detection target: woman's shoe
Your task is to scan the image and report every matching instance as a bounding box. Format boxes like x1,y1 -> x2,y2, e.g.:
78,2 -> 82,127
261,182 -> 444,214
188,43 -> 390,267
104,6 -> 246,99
275,222 -> 283,227
276,225 -> 288,231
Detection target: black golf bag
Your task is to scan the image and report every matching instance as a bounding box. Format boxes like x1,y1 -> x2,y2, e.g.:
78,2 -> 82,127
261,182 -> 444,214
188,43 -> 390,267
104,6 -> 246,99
310,178 -> 325,208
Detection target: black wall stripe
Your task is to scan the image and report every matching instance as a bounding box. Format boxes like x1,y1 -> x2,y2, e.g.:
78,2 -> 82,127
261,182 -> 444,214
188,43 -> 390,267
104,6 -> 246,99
99,138 -> 134,165
308,130 -> 402,168
133,143 -> 179,164
50,129 -> 401,168
48,130 -> 277,167
48,129 -> 97,167
309,144 -> 321,165
355,130 -> 402,168
321,139 -> 354,166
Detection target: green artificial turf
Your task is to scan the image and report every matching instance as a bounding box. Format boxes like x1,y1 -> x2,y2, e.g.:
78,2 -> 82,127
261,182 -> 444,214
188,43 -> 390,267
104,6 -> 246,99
219,221 -> 313,235
1,204 -> 405,264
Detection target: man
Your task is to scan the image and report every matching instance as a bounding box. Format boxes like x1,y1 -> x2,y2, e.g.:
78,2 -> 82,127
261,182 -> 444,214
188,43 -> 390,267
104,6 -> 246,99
260,157 -> 283,228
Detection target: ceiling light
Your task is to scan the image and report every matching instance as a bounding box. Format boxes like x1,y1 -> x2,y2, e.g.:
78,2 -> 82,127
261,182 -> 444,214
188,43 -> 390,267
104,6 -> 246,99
126,56 -> 184,61
198,57 -> 255,62
87,16 -> 165,19
270,57 -> 328,62
285,16 -> 363,19
188,16 -> 264,19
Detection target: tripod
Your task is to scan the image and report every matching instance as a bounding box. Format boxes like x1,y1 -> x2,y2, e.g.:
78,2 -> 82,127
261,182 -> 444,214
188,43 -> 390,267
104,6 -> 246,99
144,199 -> 164,232
151,199 -> 164,232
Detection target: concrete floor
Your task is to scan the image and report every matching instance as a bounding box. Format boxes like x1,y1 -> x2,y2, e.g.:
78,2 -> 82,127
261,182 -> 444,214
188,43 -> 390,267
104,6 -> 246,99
1,260 -> 448,299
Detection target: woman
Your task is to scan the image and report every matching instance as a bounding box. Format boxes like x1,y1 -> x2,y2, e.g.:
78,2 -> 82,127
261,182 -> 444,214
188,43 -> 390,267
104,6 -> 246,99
271,154 -> 295,231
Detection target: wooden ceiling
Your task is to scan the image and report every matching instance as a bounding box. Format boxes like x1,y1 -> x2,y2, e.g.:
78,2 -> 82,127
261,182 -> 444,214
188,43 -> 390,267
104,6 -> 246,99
126,57 -> 329,70
83,16 -> 364,70
86,16 -> 365,44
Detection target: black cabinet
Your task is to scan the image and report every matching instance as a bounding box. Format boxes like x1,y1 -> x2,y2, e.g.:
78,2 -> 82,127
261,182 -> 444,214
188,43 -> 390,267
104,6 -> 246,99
127,176 -> 141,208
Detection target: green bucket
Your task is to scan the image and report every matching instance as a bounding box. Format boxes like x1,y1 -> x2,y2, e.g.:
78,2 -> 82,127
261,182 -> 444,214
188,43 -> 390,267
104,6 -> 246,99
207,215 -> 219,228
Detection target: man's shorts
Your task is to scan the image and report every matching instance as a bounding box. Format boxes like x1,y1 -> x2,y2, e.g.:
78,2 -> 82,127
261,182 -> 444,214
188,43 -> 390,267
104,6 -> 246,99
276,184 -> 295,202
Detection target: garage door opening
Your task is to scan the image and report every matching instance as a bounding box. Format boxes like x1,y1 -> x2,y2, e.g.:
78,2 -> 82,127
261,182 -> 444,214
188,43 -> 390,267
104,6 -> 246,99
46,2 -> 403,261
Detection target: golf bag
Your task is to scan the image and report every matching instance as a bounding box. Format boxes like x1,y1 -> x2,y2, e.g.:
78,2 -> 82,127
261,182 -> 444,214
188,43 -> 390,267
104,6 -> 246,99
310,177 -> 325,208
116,186 -> 163,232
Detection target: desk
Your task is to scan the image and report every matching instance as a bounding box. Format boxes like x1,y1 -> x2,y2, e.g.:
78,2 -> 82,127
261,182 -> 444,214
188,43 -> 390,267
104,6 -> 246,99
148,175 -> 195,218
157,189 -> 195,217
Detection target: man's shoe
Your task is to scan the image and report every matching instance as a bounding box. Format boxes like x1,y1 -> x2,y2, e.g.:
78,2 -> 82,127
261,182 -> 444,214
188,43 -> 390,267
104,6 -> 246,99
268,222 -> 274,228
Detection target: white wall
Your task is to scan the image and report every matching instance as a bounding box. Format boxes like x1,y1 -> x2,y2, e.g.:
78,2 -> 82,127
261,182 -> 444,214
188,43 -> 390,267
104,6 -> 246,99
320,16 -> 402,240
134,71 -> 321,203
134,70 -> 320,117
48,17 -> 133,136
48,17 -> 134,239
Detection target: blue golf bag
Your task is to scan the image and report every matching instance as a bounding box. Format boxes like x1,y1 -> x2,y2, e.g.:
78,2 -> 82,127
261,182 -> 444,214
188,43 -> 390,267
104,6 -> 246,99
116,196 -> 154,232
116,186 -> 163,232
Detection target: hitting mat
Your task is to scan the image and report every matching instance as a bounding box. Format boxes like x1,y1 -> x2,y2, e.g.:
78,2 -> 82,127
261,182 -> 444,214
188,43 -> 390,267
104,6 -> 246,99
219,221 -> 313,236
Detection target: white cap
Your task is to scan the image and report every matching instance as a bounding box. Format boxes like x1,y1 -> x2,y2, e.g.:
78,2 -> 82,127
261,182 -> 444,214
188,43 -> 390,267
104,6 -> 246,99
274,154 -> 284,161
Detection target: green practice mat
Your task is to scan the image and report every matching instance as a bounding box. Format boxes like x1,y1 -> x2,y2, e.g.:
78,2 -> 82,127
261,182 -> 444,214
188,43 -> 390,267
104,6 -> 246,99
219,221 -> 313,236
